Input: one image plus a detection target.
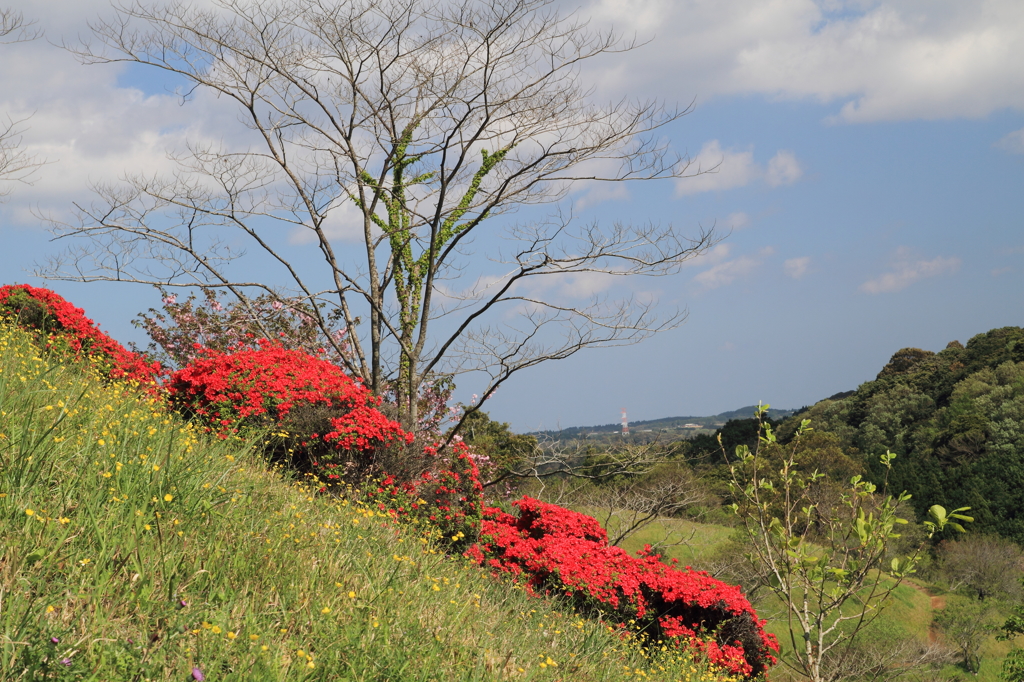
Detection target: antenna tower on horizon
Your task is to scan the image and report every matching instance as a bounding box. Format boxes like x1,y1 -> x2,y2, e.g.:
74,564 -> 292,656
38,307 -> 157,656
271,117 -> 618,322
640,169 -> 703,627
621,408 -> 629,436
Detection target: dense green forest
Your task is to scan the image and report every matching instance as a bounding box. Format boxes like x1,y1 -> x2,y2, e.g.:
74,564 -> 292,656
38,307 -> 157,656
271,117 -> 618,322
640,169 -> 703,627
672,327 -> 1024,543
764,326 -> 1024,544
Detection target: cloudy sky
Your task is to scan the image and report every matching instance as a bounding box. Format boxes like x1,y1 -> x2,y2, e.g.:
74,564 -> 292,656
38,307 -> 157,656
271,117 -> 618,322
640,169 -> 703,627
1,0 -> 1022,431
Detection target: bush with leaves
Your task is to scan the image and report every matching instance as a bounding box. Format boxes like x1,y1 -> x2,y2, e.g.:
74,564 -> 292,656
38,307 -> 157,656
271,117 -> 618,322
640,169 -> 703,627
934,597 -> 998,675
727,404 -> 971,682
998,578 -> 1024,681
456,409 -> 538,492
165,340 -> 411,480
365,441 -> 484,550
136,289 -> 456,435
133,288 -> 347,369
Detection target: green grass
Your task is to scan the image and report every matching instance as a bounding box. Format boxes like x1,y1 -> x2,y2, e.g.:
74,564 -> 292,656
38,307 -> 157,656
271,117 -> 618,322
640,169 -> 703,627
0,320 -> 739,681
592,513 -> 736,569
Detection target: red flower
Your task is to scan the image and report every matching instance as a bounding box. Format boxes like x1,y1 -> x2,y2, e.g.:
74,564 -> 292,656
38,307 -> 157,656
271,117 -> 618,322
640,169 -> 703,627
465,497 -> 777,678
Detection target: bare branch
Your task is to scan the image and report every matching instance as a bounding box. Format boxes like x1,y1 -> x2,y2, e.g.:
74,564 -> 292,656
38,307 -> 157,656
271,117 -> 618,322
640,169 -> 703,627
0,7 -> 40,43
0,9 -> 43,198
42,0 -> 716,432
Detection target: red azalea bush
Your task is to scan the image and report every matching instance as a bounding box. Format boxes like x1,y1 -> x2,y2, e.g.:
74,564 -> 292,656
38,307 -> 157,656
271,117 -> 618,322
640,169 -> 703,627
466,497 -> 778,678
0,284 -> 162,387
165,340 -> 411,466
365,441 -> 484,549
134,290 -> 458,435
166,339 -> 484,546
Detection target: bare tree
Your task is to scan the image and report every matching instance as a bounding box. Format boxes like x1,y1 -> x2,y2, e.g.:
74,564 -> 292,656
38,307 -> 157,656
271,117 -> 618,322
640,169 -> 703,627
700,535 -> 776,610
570,460 -> 710,546
817,630 -> 953,682
41,0 -> 715,431
0,8 -> 43,198
934,534 -> 1024,601
484,435 -> 674,489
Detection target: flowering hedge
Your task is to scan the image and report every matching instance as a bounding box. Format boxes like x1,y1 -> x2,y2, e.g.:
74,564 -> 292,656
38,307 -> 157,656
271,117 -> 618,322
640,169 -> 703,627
465,498 -> 778,678
134,290 -> 457,435
0,284 -> 162,387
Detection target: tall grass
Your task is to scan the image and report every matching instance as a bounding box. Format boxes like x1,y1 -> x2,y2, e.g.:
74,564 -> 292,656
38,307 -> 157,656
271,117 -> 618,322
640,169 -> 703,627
0,320 -> 737,681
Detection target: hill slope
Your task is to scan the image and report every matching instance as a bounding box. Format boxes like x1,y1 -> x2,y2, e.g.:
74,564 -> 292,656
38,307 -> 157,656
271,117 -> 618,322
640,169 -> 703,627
0,320 -> 733,681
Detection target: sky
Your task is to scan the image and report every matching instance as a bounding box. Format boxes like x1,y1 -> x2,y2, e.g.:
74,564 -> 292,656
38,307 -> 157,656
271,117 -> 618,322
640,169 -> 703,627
1,0 -> 1022,432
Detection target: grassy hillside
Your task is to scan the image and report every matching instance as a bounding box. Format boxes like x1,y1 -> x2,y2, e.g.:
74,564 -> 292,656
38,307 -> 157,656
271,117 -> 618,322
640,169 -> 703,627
0,320 -> 736,681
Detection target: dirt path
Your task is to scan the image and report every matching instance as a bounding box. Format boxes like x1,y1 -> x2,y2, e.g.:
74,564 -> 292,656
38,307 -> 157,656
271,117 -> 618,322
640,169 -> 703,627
905,579 -> 945,643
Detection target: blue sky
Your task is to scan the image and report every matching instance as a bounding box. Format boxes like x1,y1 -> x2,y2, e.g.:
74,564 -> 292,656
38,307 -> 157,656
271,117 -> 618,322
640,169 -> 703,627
1,0 -> 1022,431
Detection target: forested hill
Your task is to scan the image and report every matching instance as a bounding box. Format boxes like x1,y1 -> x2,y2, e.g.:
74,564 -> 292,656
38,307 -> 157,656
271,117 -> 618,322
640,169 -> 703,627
780,326 -> 1024,543
533,405 -> 796,439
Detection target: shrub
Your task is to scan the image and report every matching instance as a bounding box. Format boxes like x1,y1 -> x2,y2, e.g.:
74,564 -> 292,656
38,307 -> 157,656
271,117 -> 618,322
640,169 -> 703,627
165,340 -> 410,470
466,497 -> 777,678
133,288 -> 347,369
0,284 -> 162,387
135,290 -> 457,437
164,340 -> 481,546
365,441 -> 485,550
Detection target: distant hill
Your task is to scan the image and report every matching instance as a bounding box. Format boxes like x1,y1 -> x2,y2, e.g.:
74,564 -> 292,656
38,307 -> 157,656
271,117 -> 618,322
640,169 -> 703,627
531,405 -> 796,439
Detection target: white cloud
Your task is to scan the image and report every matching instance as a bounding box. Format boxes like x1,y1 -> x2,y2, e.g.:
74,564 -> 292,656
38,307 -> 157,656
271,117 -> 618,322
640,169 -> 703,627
766,150 -> 803,187
693,246 -> 775,289
584,0 -> 1024,123
676,140 -> 758,195
995,128 -> 1024,154
552,270 -> 620,299
684,242 -> 734,268
783,256 -> 811,279
860,249 -> 961,293
573,182 -> 630,210
693,256 -> 759,290
556,155 -> 636,210
0,30 -> 256,227
725,211 -> 751,230
288,200 -> 364,245
676,141 -> 801,195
